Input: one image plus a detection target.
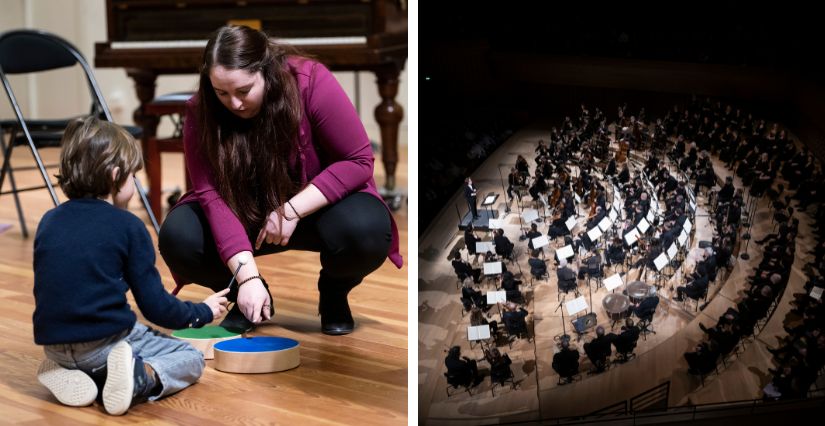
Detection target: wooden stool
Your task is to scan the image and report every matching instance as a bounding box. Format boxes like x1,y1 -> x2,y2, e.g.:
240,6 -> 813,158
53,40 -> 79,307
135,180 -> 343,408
143,92 -> 193,220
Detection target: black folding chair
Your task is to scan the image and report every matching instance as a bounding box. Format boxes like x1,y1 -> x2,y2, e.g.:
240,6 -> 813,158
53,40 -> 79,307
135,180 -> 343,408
0,29 -> 158,237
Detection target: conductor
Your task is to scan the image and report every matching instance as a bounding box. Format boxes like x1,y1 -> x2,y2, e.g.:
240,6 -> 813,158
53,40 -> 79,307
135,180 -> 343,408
465,177 -> 479,219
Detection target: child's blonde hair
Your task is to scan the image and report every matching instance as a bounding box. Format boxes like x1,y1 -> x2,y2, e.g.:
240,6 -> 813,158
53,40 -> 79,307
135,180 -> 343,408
57,117 -> 143,199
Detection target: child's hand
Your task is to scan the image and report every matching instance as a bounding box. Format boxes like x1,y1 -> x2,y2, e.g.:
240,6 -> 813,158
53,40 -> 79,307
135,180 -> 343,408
204,288 -> 230,320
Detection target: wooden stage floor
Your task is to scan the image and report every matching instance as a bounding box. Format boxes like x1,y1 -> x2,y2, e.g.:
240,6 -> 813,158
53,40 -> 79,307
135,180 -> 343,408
0,146 -> 408,425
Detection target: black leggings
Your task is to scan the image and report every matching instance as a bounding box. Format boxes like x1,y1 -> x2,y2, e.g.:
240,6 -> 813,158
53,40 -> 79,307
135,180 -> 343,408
158,192 -> 392,296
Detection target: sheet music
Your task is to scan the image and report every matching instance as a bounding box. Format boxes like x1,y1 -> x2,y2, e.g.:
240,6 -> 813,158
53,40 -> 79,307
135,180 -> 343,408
565,215 -> 578,231
667,243 -> 678,259
483,262 -> 502,275
637,217 -> 651,234
678,230 -> 688,246
654,253 -> 669,271
646,209 -> 655,223
557,245 -> 575,259
488,219 -> 504,229
486,290 -> 507,304
476,241 -> 494,254
565,296 -> 588,316
574,193 -> 582,204
587,226 -> 603,242
522,209 -> 539,223
624,229 -> 640,245
483,194 -> 497,205
684,219 -> 692,233
598,217 -> 612,232
811,287 -> 823,301
468,325 -> 491,341
608,208 -> 618,222
689,199 -> 697,212
532,235 -> 550,249
603,273 -> 624,291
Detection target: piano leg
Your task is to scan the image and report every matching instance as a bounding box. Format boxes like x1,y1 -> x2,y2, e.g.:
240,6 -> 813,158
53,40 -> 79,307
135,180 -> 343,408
126,69 -> 162,217
374,65 -> 405,210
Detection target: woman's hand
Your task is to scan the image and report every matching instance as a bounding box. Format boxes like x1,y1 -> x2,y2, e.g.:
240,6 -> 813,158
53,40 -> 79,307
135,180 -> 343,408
255,207 -> 299,249
237,279 -> 273,324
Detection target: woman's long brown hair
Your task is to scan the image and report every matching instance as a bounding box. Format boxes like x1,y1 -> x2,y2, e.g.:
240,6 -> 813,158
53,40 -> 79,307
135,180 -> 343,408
197,25 -> 303,230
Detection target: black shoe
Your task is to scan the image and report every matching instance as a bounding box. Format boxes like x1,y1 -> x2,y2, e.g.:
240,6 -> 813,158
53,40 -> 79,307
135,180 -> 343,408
319,286 -> 355,336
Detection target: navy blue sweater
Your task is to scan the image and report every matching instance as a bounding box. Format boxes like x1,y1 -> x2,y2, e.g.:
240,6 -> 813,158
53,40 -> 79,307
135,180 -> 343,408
33,198 -> 212,345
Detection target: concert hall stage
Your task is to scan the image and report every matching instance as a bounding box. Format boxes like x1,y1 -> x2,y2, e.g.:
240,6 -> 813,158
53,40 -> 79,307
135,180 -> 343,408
418,122 -> 815,424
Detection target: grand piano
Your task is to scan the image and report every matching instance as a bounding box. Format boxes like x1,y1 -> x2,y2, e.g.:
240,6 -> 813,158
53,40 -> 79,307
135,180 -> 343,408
95,0 -> 407,195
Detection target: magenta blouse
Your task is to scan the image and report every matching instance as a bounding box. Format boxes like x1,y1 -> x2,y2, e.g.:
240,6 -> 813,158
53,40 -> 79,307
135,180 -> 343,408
174,58 -> 402,283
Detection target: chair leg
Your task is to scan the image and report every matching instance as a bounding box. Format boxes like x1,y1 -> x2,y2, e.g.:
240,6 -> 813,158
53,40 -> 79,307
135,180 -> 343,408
0,137 -> 28,237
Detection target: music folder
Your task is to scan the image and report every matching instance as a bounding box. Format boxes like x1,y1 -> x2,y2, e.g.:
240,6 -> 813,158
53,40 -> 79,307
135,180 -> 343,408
468,325 -> 491,341
532,235 -> 550,249
624,229 -> 640,246
483,262 -> 502,275
483,194 -> 497,205
678,230 -> 688,246
565,295 -> 588,316
476,241 -> 494,254
811,287 -> 823,301
522,209 -> 539,223
608,208 -> 618,222
598,216 -> 612,232
557,244 -> 575,259
486,290 -> 507,304
565,215 -> 578,231
654,253 -> 669,271
684,219 -> 692,233
603,273 -> 624,291
667,243 -> 678,259
637,217 -> 651,234
587,226 -> 602,242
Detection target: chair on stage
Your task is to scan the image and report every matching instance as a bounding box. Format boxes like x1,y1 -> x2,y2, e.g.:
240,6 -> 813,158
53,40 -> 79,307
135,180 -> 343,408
0,29 -> 157,237
485,349 -> 517,397
444,371 -> 474,397
634,296 -> 659,341
503,312 -> 531,349
582,255 -> 604,290
682,286 -> 708,312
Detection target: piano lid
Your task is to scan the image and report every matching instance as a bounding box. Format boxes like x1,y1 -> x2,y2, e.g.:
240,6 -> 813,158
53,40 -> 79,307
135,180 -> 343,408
105,0 -> 406,43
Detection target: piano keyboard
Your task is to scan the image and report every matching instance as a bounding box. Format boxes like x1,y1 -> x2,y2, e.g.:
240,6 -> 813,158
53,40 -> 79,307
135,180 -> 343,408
111,36 -> 367,50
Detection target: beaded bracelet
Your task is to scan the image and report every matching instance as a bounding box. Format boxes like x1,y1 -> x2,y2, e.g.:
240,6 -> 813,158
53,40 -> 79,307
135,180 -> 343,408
238,275 -> 263,287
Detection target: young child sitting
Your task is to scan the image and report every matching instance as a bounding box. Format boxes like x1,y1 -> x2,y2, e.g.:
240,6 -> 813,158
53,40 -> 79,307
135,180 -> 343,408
33,117 -> 229,415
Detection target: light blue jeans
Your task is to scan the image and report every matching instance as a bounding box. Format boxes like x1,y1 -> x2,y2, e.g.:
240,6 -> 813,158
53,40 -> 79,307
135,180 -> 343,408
43,322 -> 204,400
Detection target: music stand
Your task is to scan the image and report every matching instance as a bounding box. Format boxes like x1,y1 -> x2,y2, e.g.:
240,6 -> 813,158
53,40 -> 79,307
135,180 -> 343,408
468,325 -> 492,350
486,290 -> 507,316
522,208 -> 540,224
476,241 -> 494,256
653,253 -> 669,288
532,235 -> 550,250
598,216 -> 612,232
555,294 -> 571,342
603,273 -> 624,292
810,286 -> 823,301
483,261 -> 502,288
557,244 -> 575,262
565,296 -> 590,341
488,218 -> 504,230
587,226 -> 602,243
565,215 -> 578,232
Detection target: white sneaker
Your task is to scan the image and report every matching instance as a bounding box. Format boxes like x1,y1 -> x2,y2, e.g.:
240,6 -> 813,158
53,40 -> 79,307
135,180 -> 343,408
102,341 -> 135,415
36,359 -> 97,407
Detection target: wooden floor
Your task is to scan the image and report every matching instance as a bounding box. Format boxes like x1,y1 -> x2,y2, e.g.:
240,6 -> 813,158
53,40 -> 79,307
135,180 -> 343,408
417,123 -> 820,424
0,146 -> 407,424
